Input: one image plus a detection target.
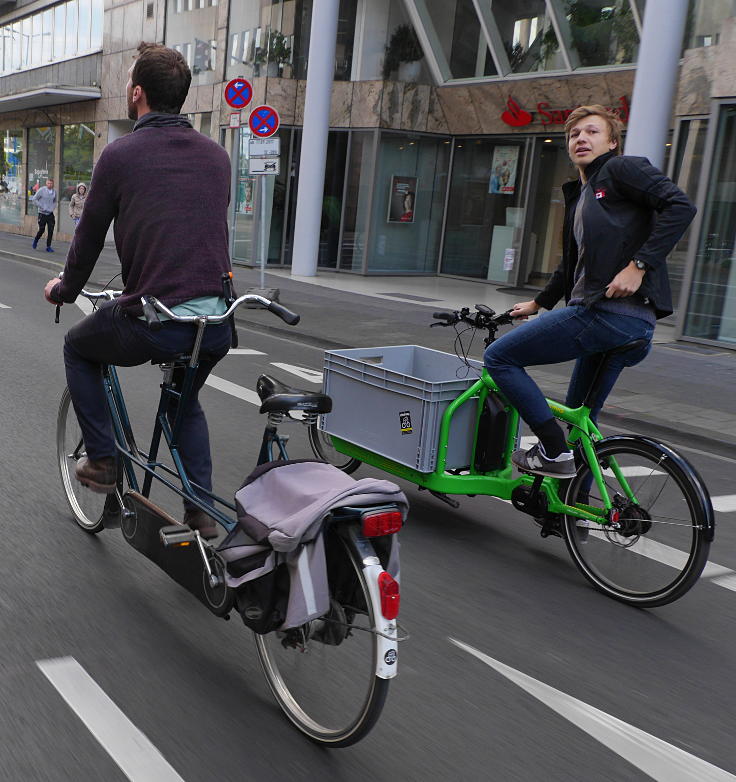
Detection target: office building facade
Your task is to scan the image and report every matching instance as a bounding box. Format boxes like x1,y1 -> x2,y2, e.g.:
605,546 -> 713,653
0,0 -> 734,346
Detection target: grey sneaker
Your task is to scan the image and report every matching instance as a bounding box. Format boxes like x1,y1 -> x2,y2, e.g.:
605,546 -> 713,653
512,442 -> 575,478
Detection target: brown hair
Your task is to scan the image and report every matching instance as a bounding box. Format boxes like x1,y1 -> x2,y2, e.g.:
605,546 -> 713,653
564,104 -> 623,155
131,42 -> 191,114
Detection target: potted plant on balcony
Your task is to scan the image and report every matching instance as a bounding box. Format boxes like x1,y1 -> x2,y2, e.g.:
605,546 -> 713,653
254,29 -> 292,77
383,24 -> 424,82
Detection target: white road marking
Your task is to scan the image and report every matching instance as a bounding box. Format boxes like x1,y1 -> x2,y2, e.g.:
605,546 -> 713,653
205,373 -> 261,406
74,296 -> 94,315
713,495 -> 736,513
449,639 -> 736,782
270,362 -> 323,384
36,657 -> 184,782
228,348 -> 266,355
0,302 -> 10,308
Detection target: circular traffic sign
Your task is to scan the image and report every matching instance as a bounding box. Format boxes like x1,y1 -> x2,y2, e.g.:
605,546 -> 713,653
224,78 -> 253,109
248,105 -> 280,138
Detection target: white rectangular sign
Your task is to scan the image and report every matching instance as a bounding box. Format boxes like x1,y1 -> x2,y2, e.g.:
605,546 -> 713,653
249,137 -> 280,158
249,157 -> 280,175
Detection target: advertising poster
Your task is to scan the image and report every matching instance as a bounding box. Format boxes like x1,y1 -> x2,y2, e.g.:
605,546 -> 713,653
237,176 -> 255,214
489,146 -> 519,195
387,175 -> 418,223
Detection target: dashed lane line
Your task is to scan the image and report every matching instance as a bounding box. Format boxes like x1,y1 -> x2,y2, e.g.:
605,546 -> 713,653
449,639 -> 736,782
0,302 -> 10,308
37,657 -> 185,782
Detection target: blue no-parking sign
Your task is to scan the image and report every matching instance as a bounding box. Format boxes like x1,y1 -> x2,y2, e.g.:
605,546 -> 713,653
248,105 -> 280,138
224,78 -> 253,110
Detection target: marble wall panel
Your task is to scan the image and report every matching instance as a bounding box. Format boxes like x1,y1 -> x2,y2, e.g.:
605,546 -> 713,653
109,6 -> 125,54
380,81 -> 404,128
122,2 -> 144,51
294,80 -> 307,125
425,88 -> 449,134
329,80 -> 353,127
468,83 -> 506,134
400,83 -> 430,132
677,48 -> 716,115
712,18 -> 736,99
196,84 -> 216,112
265,78 -> 298,124
350,81 -> 383,127
435,86 -> 481,134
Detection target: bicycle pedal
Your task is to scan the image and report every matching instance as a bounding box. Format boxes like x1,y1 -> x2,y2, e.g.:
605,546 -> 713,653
159,525 -> 197,547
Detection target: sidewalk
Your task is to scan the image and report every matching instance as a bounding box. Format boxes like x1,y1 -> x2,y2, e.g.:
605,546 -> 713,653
4,229 -> 736,453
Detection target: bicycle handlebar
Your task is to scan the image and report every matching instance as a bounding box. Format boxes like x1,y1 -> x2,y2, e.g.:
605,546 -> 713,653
70,289 -> 301,328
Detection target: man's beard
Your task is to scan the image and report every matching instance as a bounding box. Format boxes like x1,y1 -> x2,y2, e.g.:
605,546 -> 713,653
127,95 -> 137,121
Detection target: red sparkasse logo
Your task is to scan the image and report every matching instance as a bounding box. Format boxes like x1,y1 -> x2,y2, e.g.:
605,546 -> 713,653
500,95 -> 630,127
500,96 -> 533,127
595,189 -> 606,199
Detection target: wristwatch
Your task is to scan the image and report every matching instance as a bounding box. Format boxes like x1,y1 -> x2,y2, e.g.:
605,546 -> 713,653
633,259 -> 648,271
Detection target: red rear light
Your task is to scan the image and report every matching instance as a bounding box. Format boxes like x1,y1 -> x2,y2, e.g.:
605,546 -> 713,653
378,572 -> 400,619
361,509 -> 403,537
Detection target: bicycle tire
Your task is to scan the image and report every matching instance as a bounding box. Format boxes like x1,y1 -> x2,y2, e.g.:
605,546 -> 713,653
254,529 -> 389,747
307,423 -> 361,474
563,436 -> 712,607
57,387 -> 115,534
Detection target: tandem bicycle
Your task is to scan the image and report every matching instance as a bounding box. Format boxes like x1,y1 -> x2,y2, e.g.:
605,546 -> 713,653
308,304 -> 715,608
56,287 -> 406,747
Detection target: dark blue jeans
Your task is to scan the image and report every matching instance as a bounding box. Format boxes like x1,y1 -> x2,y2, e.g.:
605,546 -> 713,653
483,305 -> 654,428
64,301 -> 231,508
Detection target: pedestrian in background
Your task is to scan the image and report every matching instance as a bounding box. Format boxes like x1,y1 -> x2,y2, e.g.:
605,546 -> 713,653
30,177 -> 57,252
68,182 -> 88,229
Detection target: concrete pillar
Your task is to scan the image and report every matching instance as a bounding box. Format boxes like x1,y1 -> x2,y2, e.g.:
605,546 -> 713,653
624,0 -> 689,169
290,0 -> 340,277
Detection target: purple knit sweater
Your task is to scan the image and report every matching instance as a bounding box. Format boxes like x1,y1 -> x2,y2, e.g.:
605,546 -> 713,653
53,118 -> 232,313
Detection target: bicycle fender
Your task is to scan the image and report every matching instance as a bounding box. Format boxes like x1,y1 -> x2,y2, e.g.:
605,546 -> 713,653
362,560 -> 399,679
597,435 -> 715,543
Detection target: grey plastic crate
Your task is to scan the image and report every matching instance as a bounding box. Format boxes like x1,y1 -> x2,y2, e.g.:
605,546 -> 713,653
319,345 -> 483,473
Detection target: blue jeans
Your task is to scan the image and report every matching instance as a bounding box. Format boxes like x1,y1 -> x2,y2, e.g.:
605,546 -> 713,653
64,301 -> 231,508
483,305 -> 654,428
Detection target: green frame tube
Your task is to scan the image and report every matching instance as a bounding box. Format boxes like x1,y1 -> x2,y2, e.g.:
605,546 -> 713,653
328,369 -> 636,522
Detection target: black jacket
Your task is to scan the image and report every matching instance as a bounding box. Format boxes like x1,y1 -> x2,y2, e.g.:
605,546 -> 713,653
534,151 -> 696,319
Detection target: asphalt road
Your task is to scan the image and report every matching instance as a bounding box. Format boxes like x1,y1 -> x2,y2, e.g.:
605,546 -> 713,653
2,257 -> 736,781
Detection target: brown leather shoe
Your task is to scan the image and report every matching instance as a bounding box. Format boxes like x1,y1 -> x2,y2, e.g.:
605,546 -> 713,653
75,456 -> 117,494
184,508 -> 218,540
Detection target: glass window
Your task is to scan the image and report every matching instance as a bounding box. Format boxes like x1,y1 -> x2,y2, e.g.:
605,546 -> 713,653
683,106 -> 736,343
561,0 -> 640,67
42,9 -> 53,63
78,0 -> 92,52
60,123 -> 96,234
339,131 -> 376,271
2,26 -> 10,74
65,0 -> 79,59
22,17 -> 31,67
0,129 -> 24,227
54,4 -> 66,60
26,127 -> 56,216
666,118 -> 708,311
31,13 -> 42,66
12,22 -> 22,70
232,128 -> 291,265
368,133 -> 450,273
91,0 -> 103,50
491,0 -> 564,74
165,0 -> 218,85
441,137 -> 525,281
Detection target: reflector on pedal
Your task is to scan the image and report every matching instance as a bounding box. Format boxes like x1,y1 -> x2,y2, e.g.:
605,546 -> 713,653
159,525 -> 196,547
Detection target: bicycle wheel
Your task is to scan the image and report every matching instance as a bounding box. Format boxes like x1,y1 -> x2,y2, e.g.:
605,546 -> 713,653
308,423 -> 361,474
57,387 -> 114,534
563,436 -> 712,607
255,529 -> 389,747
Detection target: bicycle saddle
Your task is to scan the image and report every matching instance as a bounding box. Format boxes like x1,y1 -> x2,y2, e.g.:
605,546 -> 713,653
601,338 -> 650,358
256,374 -> 333,415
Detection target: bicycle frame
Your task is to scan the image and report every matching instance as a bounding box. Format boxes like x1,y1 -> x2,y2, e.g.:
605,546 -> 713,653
102,361 -> 239,534
325,368 -> 636,524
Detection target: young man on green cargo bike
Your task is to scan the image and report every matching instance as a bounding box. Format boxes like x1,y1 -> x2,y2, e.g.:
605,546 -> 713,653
484,105 -> 696,478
